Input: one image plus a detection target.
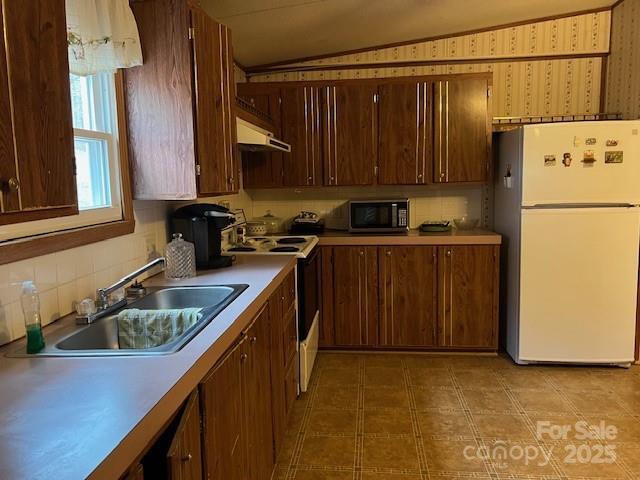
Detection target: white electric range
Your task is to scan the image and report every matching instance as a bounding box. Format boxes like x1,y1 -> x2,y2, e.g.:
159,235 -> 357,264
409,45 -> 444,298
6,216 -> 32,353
222,233 -> 319,392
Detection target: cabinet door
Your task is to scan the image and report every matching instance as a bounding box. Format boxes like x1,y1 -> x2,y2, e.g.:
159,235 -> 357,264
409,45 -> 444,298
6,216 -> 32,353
0,0 -> 76,222
322,84 -> 377,186
280,85 -> 322,186
192,9 -> 237,195
438,246 -> 498,348
434,77 -> 490,183
333,246 -> 379,346
238,84 -> 283,188
268,284 -> 286,460
167,391 -> 203,480
319,247 -> 335,346
200,340 -> 246,480
378,81 -> 432,185
379,246 -> 438,347
244,307 -> 275,480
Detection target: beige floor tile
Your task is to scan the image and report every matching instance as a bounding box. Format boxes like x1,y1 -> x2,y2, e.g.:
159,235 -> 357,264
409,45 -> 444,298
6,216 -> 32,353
362,353 -> 405,367
615,442 -> 640,471
364,366 -> 405,387
417,410 -> 473,439
403,355 -> 456,369
407,367 -> 453,387
364,386 -> 410,409
317,353 -> 364,369
361,473 -> 421,480
482,439 -> 558,475
277,431 -> 301,464
472,413 -> 535,440
287,404 -> 307,432
526,413 -> 582,443
293,468 -> 354,479
462,388 -> 516,413
497,370 -> 549,389
423,439 -> 489,473
454,369 -> 501,389
297,435 -> 356,467
562,389 -> 629,415
614,390 -> 640,413
581,415 -> 640,442
511,388 -> 573,413
314,384 -> 359,410
362,436 -> 420,470
307,409 -> 357,435
318,367 -> 361,386
412,387 -> 463,411
363,408 -> 413,434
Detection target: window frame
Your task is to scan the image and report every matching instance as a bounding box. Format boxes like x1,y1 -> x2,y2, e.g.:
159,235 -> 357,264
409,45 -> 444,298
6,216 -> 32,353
0,71 -> 135,265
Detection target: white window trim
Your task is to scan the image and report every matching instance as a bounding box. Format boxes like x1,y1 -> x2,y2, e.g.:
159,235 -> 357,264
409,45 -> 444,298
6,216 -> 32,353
0,74 -> 123,243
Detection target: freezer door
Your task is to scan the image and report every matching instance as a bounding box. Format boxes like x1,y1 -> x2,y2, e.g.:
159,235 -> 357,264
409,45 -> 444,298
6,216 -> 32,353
521,121 -> 640,206
519,207 -> 640,364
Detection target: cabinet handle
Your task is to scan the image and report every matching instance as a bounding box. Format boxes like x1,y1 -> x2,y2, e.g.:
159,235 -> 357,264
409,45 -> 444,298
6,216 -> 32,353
417,173 -> 423,180
440,172 -> 446,179
181,453 -> 192,462
8,177 -> 19,192
385,250 -> 391,257
446,250 -> 452,257
307,176 -> 313,182
281,295 -> 285,301
241,353 -> 248,362
250,336 -> 257,344
359,250 -> 364,256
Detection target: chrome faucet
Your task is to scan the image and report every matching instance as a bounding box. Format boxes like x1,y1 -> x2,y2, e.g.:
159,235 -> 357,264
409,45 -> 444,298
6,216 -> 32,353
77,257 -> 165,325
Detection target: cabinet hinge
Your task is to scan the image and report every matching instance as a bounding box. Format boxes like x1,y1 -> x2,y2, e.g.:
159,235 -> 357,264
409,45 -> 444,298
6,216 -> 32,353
188,27 -> 195,40
373,93 -> 379,104
374,165 -> 379,177
278,96 -> 282,105
487,86 -> 492,98
195,164 -> 201,176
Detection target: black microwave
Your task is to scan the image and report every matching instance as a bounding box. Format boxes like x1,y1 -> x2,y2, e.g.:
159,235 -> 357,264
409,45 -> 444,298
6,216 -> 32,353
348,199 -> 409,233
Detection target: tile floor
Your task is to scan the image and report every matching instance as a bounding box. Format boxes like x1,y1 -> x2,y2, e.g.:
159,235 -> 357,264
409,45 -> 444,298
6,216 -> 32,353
274,352 -> 640,479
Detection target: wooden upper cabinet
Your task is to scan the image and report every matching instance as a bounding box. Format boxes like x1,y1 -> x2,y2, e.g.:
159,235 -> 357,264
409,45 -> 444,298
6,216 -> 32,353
332,246 -> 379,346
378,81 -> 432,185
166,391 -> 203,480
322,84 -> 377,186
0,0 -> 76,224
437,245 -> 498,348
125,0 -> 236,200
379,246 -> 438,347
280,85 -> 322,187
192,10 -> 237,195
237,84 -> 284,188
434,77 -> 491,183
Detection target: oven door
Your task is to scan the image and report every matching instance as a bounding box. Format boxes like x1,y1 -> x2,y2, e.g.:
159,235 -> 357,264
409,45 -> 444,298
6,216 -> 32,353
297,246 -> 319,341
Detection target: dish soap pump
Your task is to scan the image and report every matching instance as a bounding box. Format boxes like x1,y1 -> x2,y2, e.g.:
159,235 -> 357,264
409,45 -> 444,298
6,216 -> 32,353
21,281 -> 45,354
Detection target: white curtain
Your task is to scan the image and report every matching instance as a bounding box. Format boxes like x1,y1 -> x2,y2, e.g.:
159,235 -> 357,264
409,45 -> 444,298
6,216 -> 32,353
66,0 -> 143,76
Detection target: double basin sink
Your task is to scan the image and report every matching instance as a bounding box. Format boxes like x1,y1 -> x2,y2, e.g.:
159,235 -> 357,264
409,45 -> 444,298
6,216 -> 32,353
12,285 -> 248,357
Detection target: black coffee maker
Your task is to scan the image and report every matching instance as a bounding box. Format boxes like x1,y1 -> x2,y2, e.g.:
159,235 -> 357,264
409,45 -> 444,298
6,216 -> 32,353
171,204 -> 235,269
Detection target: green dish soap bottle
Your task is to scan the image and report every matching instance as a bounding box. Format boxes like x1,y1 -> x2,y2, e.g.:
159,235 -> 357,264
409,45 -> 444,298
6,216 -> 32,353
21,281 -> 45,354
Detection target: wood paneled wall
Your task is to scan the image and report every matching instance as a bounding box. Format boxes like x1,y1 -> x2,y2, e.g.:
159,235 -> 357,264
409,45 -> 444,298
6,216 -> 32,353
605,0 -> 640,119
246,11 -> 612,118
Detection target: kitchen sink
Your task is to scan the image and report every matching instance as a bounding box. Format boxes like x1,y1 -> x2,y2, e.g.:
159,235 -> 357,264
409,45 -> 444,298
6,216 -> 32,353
10,285 -> 248,357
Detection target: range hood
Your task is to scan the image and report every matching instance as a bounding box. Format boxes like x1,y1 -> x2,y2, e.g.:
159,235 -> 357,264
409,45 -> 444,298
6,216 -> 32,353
236,117 -> 291,153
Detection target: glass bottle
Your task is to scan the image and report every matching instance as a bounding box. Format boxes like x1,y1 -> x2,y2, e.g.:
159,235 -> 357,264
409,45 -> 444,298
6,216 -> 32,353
165,233 -> 196,279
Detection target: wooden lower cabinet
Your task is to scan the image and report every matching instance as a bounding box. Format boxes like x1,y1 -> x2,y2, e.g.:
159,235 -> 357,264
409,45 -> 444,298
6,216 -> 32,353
437,245 -> 499,348
379,246 -> 438,347
200,306 -> 275,480
320,244 -> 498,350
331,246 -> 379,346
167,392 -> 203,480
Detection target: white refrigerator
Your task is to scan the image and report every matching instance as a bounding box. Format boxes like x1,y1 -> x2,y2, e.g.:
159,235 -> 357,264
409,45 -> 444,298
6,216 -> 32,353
494,121 -> 640,366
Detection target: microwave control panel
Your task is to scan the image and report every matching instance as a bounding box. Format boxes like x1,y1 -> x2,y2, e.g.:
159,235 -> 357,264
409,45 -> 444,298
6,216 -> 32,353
398,208 -> 407,227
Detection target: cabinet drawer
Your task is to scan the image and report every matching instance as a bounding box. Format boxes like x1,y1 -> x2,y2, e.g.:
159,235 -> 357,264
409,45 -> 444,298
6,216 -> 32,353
284,357 -> 297,416
282,306 -> 297,368
281,269 -> 296,312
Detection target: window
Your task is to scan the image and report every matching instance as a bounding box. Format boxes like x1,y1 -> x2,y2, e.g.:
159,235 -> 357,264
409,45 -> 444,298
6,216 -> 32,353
1,72 -> 123,242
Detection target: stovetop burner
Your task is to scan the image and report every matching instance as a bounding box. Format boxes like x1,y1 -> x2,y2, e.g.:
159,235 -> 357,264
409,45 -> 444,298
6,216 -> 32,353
270,246 -> 300,252
228,246 -> 257,252
277,237 -> 306,245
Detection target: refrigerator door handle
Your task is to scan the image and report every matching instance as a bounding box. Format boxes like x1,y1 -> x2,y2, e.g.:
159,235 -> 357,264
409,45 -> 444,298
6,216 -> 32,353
523,203 -> 639,209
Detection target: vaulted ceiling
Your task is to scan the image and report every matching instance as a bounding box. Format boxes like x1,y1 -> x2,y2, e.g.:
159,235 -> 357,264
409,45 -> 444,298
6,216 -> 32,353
202,0 -> 617,68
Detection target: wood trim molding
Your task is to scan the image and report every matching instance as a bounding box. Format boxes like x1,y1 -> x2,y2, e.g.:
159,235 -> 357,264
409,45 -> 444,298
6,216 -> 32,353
0,70 -> 136,265
246,5 -> 614,72
247,53 -> 607,77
